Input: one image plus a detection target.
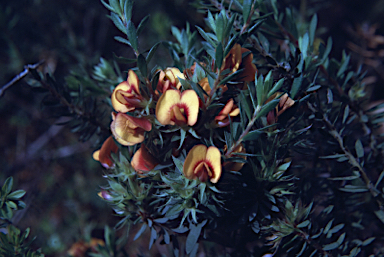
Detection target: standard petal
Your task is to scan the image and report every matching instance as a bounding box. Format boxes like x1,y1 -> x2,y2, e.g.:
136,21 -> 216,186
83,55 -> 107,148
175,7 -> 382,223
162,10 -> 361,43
156,90 -> 181,125
127,69 -> 140,93
111,81 -> 133,113
179,90 -> 199,126
183,145 -> 208,180
205,146 -> 222,183
96,136 -> 118,168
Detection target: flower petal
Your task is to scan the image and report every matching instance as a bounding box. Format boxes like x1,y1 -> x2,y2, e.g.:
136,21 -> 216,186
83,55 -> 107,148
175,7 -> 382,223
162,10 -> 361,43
111,81 -> 133,113
93,136 -> 118,168
179,90 -> 199,126
131,144 -> 158,174
127,69 -> 140,93
111,113 -> 149,146
156,90 -> 181,125
205,146 -> 222,183
183,145 -> 208,180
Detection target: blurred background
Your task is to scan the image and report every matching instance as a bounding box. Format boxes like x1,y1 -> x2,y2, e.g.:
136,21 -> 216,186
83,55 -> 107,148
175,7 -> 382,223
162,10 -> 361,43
1,0 -> 384,255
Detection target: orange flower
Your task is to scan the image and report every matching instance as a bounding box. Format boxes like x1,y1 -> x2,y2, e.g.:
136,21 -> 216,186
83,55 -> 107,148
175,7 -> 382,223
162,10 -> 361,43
157,67 -> 185,93
111,70 -> 143,112
221,44 -> 257,82
223,143 -> 247,172
110,113 -> 152,146
266,93 -> 295,124
92,136 -> 119,168
214,99 -> 240,127
156,89 -> 199,126
131,144 -> 158,174
183,145 -> 222,183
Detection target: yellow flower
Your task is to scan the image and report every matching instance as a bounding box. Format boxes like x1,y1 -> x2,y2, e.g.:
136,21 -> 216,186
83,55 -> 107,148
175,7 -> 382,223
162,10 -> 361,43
155,89 -> 199,126
111,70 -> 143,112
131,144 -> 158,174
92,136 -> 119,168
265,93 -> 295,124
183,145 -> 222,183
110,112 -> 152,146
157,67 -> 185,93
221,43 -> 257,82
214,99 -> 240,127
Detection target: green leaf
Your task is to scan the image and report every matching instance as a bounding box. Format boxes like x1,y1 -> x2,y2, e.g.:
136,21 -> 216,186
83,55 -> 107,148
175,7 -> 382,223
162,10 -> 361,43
146,42 -> 161,63
339,185 -> 368,193
186,220 -> 207,254
2,177 -> 13,195
337,52 -> 350,78
100,0 -> 115,13
243,130 -> 263,141
137,54 -> 147,77
297,220 -> 310,228
309,14 -> 317,45
172,155 -> 184,174
258,32 -> 270,53
255,99 -> 280,120
215,42 -> 223,71
127,20 -> 138,52
216,12 -> 225,43
109,13 -> 126,34
137,15 -> 150,36
7,189 -> 25,200
290,75 -> 303,99
374,210 -> 384,224
196,26 -> 217,46
355,139 -> 364,158
114,36 -> 131,46
108,0 -> 121,15
342,105 -> 349,124
243,0 -> 252,24
362,237 -> 375,246
134,223 -> 148,241
321,37 -> 333,63
123,0 -> 133,21
267,78 -> 284,98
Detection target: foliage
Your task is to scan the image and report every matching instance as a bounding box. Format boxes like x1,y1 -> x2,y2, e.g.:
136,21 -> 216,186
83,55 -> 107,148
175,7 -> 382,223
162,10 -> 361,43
0,177 -> 44,257
7,0 -> 384,256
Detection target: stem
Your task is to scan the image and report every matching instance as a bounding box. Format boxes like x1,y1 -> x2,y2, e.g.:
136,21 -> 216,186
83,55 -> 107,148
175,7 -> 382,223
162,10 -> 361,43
225,105 -> 261,158
307,102 -> 382,205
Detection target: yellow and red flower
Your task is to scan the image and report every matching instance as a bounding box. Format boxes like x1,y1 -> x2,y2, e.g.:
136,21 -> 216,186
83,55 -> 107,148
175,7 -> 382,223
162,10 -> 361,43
110,112 -> 152,146
221,43 -> 257,82
92,136 -> 119,168
214,99 -> 240,127
131,144 -> 158,174
183,145 -> 222,183
155,89 -> 199,126
266,93 -> 295,124
111,70 -> 144,112
157,67 -> 185,93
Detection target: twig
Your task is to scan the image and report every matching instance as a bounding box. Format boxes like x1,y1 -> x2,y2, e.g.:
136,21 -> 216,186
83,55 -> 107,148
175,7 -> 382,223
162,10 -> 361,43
0,61 -> 44,97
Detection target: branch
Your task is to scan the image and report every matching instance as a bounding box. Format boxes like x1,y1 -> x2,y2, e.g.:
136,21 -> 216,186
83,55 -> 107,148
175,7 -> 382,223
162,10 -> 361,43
0,61 -> 44,97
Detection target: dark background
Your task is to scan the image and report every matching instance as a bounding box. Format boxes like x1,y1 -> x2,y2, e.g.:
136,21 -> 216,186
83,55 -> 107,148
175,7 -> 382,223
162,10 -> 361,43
1,0 -> 384,255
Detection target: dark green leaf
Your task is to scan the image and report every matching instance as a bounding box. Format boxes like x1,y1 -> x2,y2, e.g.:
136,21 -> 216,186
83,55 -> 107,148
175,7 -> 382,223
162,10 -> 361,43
146,42 -> 161,63
290,75 -> 302,99
243,0 -> 252,24
309,14 -> 317,45
127,20 -> 138,52
137,54 -> 147,77
109,13 -> 126,35
243,130 -> 263,141
355,139 -> 364,158
186,220 -> 207,254
134,223 -> 148,241
2,177 -> 13,195
114,36 -> 132,46
215,42 -> 223,71
108,0 -> 122,16
123,0 -> 133,21
216,12 -> 225,43
255,99 -> 280,120
137,15 -> 150,36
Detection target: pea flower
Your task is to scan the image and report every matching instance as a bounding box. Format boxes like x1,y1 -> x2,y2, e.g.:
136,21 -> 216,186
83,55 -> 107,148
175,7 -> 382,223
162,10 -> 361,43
110,112 -> 152,146
222,43 -> 257,82
131,144 -> 158,174
214,99 -> 240,127
183,145 -> 222,183
157,67 -> 185,93
266,93 -> 295,124
155,89 -> 199,126
92,136 -> 119,168
111,70 -> 143,113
